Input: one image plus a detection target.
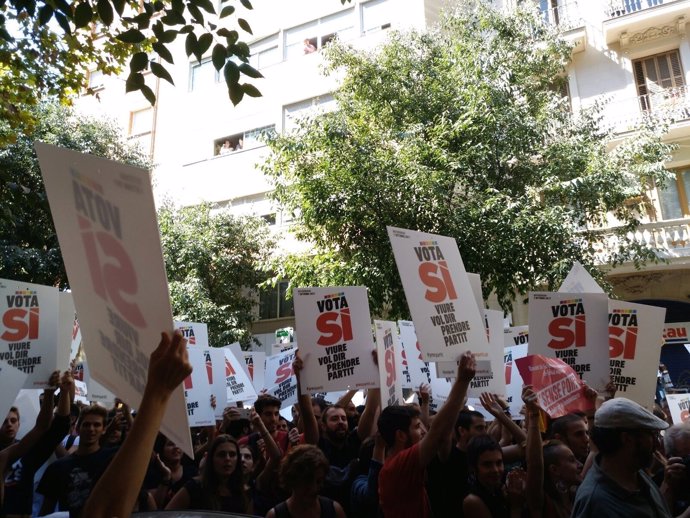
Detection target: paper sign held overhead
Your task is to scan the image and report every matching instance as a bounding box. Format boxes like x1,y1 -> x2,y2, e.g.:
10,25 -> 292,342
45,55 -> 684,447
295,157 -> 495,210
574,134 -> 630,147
57,292 -> 75,371
387,226 -> 486,361
0,278 -> 59,388
666,394 -> 690,424
265,348 -> 298,407
558,262 -> 605,294
397,320 -> 432,389
528,292 -> 610,392
504,326 -> 529,417
374,321 -> 403,409
293,287 -> 379,393
242,351 -> 266,394
0,362 -> 29,421
174,321 -> 209,348
35,143 -> 192,457
184,347 -> 216,427
202,347 -> 228,418
223,348 -> 257,403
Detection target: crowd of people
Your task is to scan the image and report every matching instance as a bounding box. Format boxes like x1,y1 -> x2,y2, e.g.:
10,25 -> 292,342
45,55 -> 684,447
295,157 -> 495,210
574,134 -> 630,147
1,330 -> 689,518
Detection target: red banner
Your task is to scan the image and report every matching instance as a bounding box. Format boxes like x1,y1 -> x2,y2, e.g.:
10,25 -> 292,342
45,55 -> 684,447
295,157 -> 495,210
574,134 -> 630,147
515,354 -> 594,418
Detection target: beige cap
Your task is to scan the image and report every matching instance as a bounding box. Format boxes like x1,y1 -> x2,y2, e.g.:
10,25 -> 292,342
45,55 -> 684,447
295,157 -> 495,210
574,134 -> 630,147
594,397 -> 669,430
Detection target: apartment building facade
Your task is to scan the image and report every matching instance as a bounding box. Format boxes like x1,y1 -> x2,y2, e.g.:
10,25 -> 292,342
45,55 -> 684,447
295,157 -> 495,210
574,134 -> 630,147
76,0 -> 690,349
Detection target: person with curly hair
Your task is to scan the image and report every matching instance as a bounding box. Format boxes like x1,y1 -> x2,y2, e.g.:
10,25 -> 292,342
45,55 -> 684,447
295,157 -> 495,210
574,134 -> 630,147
266,444 -> 346,518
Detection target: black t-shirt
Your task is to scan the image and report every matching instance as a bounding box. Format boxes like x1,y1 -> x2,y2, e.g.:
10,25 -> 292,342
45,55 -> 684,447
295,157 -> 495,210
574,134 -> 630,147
427,445 -> 471,518
143,461 -> 198,507
37,447 -> 118,518
3,414 -> 71,515
317,430 -> 361,512
183,477 -> 246,513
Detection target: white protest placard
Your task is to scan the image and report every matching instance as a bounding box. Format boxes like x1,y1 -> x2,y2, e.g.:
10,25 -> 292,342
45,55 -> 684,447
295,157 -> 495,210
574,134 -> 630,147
184,347 -> 216,427
374,321 -> 403,409
0,362 -> 29,420
666,394 -> 690,424
36,143 -> 192,456
271,342 -> 296,355
528,292 -> 610,392
265,348 -> 298,406
224,348 -> 257,403
559,262 -> 605,294
428,362 -> 452,413
79,356 -> 116,405
467,273 -> 484,313
437,310 -> 505,398
202,348 -> 228,418
57,292 -> 75,371
387,226 -> 487,361
293,287 -> 378,393
174,321 -> 209,348
398,320 -> 432,389
608,300 -> 665,409
0,278 -> 59,388
242,351 -> 266,394
70,319 -> 81,363
504,326 -> 529,417
74,380 -> 89,404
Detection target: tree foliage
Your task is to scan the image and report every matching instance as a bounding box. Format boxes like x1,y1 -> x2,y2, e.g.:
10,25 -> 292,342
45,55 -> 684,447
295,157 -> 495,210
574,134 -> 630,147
263,3 -> 673,318
0,0 -> 266,143
0,101 -> 152,287
158,203 -> 274,346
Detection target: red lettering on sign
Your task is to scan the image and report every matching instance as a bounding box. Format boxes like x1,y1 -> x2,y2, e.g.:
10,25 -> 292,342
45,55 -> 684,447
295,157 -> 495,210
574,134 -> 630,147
609,326 -> 637,360
547,315 -> 586,349
316,308 -> 353,346
275,362 -> 293,384
225,358 -> 236,377
385,348 -> 396,386
1,308 -> 39,342
419,260 -> 457,303
184,374 -> 193,390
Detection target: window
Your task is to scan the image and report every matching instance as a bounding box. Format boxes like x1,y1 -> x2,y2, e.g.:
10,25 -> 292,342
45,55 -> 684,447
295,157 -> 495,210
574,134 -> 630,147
361,0 -> 391,34
128,108 -> 153,153
658,169 -> 690,220
189,59 -> 219,91
213,124 -> 276,156
249,35 -> 280,70
87,69 -> 104,90
283,95 -> 337,132
259,280 -> 294,320
261,213 -> 277,225
633,50 -> 685,112
283,8 -> 355,60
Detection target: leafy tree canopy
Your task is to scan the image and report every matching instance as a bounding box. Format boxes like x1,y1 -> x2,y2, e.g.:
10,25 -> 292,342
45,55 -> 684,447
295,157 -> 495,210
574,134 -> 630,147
263,3 -> 674,318
159,203 -> 274,346
0,101 -> 152,287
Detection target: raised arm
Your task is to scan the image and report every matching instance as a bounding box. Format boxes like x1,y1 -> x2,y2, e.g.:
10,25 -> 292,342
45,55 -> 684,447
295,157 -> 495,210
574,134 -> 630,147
293,351 -> 319,445
480,392 -> 526,445
357,350 -> 381,441
417,383 -> 431,428
418,351 -> 475,467
335,390 -> 357,409
82,331 -> 192,518
523,385 -> 544,518
252,409 -> 282,491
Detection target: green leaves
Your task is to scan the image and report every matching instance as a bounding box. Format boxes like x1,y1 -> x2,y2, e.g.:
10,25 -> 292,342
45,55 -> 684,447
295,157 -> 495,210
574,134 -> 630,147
212,44 -> 226,71
73,1 -> 93,28
130,52 -> 149,72
151,61 -> 174,85
117,28 -> 146,44
239,62 -> 262,79
238,18 -> 252,35
219,4 -> 234,18
241,83 -> 261,97
96,0 -> 113,25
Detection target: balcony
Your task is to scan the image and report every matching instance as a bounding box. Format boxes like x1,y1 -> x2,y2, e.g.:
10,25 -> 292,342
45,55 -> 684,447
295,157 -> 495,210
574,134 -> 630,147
603,0 -> 690,45
592,218 -> 690,263
601,84 -> 690,135
542,1 -> 587,52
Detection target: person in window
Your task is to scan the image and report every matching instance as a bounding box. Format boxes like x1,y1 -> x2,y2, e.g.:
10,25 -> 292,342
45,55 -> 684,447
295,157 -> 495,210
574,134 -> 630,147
220,140 -> 234,155
303,39 -> 316,54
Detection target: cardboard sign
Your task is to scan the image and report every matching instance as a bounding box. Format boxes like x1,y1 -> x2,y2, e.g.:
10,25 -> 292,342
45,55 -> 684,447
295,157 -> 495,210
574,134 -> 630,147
174,321 -> 209,348
463,310 -> 505,397
504,326 -> 529,417
663,322 -> 690,344
0,278 -> 59,388
528,292 -> 610,391
0,362 -> 29,421
607,300 -> 665,409
242,351 -> 266,394
70,319 -> 81,363
467,273 -> 484,313
397,320 -> 432,389
201,348 -> 228,418
35,143 -> 193,456
559,262 -> 605,294
387,226 -> 487,361
57,293 -> 75,371
265,348 -> 298,406
515,354 -> 594,418
666,393 -> 690,424
79,356 -> 116,404
223,348 -> 257,403
428,362 -> 452,413
293,287 -> 379,393
374,320 -> 403,409
271,342 -> 296,355
74,380 -> 89,404
184,347 -> 216,427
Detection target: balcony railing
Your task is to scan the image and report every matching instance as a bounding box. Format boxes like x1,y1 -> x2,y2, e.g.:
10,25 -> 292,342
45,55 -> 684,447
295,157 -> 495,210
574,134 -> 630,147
606,0 -> 667,18
601,84 -> 690,133
542,1 -> 585,31
591,218 -> 690,263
